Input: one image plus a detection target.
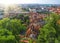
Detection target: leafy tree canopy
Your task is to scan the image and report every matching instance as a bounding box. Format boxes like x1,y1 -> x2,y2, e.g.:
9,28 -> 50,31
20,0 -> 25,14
37,13 -> 60,43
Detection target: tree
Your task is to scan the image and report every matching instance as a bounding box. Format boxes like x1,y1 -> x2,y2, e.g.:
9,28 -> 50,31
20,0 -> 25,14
24,16 -> 29,25
0,29 -> 16,43
0,18 -> 27,43
37,13 -> 60,43
0,18 -> 26,35
11,14 -> 30,25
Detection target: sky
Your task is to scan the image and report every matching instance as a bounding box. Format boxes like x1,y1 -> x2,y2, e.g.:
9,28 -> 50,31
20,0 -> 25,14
0,0 -> 60,4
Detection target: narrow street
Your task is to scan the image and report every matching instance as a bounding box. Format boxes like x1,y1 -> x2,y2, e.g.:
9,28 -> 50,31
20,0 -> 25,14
26,11 -> 44,38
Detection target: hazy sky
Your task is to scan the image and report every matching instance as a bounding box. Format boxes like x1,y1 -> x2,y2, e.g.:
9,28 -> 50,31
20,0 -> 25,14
0,0 -> 60,4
